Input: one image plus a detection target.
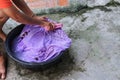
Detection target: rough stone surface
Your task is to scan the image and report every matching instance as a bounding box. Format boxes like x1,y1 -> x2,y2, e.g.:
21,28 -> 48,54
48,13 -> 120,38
114,0 -> 120,3
69,0 -> 110,7
87,0 -> 111,7
2,5 -> 120,80
31,0 -> 115,14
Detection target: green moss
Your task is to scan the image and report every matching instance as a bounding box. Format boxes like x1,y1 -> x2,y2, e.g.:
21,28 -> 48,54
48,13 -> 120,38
69,25 -> 100,43
86,25 -> 96,31
94,6 -> 112,12
81,17 -> 87,22
34,4 -> 114,18
34,4 -> 87,15
32,0 -> 120,15
106,0 -> 120,7
74,67 -> 86,72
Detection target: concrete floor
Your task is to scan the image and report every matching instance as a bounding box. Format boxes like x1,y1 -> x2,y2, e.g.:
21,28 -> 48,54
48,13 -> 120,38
2,5 -> 120,80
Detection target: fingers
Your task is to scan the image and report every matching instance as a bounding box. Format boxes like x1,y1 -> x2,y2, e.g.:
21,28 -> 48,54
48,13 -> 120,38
42,21 -> 55,31
47,22 -> 55,31
50,23 -> 55,30
0,73 -> 5,80
40,20 -> 55,31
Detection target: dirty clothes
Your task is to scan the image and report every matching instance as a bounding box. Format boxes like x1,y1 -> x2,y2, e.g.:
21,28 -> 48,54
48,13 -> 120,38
12,20 -> 71,62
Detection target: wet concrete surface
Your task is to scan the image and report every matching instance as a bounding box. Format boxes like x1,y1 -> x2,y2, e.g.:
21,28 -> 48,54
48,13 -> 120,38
2,4 -> 120,80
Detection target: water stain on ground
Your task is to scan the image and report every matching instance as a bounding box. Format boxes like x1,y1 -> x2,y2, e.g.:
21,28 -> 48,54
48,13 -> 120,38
15,50 -> 75,80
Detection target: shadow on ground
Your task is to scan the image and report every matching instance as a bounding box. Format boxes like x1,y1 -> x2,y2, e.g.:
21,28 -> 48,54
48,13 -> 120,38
14,50 -> 75,80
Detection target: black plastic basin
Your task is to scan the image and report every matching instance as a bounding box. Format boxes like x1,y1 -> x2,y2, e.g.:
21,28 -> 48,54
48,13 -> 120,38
5,24 -> 64,70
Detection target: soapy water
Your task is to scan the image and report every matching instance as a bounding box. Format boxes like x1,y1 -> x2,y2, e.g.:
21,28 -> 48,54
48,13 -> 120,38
12,19 -> 72,63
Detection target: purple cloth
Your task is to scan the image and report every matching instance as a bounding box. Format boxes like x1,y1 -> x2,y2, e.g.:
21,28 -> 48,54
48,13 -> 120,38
12,21 -> 71,63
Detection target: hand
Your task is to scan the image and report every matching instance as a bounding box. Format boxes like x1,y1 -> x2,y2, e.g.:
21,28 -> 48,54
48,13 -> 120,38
33,16 -> 55,31
41,21 -> 55,31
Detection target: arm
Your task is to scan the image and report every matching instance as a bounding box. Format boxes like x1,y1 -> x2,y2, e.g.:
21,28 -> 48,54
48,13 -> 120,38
2,6 -> 42,25
2,6 -> 55,30
11,0 -> 35,17
11,0 -> 49,22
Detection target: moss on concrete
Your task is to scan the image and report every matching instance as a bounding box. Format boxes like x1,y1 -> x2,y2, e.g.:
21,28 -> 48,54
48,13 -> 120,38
106,0 -> 120,7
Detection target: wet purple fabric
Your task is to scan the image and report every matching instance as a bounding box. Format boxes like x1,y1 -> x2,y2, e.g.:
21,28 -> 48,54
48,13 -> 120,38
12,20 -> 71,63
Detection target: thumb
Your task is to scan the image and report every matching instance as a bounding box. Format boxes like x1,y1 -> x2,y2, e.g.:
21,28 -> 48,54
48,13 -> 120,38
1,73 -> 5,80
44,26 -> 49,31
